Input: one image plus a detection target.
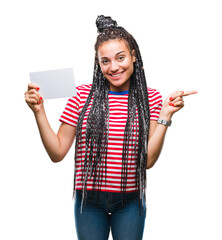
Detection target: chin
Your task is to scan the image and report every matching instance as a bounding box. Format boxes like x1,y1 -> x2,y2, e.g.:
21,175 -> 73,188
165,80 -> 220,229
109,81 -> 130,91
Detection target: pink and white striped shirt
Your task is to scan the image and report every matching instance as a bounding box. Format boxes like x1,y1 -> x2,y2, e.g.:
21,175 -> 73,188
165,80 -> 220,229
60,84 -> 162,192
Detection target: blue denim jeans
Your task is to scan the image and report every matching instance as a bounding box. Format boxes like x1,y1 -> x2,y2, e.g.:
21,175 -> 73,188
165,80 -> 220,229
74,190 -> 146,240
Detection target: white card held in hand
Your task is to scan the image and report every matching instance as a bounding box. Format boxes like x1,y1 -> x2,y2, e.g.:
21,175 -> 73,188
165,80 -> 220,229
29,68 -> 76,99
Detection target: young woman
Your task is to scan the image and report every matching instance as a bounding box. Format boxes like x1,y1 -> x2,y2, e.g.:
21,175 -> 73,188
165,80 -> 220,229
25,15 -> 197,240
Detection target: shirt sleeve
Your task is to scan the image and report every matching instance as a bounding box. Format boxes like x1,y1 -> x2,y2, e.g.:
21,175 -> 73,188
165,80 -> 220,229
59,90 -> 81,127
148,88 -> 163,121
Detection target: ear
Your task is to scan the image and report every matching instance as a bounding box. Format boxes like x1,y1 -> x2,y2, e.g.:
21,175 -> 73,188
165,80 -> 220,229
132,49 -> 136,62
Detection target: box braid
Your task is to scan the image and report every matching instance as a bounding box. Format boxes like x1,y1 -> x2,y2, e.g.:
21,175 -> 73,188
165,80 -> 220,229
74,15 -> 150,215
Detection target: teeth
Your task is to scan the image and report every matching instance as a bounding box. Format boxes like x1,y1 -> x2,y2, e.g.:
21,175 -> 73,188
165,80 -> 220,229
111,73 -> 122,77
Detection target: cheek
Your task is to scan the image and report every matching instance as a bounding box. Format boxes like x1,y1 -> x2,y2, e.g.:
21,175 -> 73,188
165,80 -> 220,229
128,61 -> 134,74
99,65 -> 107,74
125,57 -> 134,69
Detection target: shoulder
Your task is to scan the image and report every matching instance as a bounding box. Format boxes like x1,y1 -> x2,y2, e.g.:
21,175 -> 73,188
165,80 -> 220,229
147,87 -> 162,101
74,84 -> 92,99
76,83 -> 92,91
76,84 -> 92,93
147,87 -> 163,118
67,84 -> 92,104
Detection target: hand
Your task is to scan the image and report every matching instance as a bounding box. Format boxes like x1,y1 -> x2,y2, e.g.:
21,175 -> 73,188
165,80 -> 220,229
24,83 -> 44,114
160,90 -> 198,120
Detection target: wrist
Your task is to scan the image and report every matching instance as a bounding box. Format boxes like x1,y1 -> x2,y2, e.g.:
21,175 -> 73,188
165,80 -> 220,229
157,118 -> 172,126
34,108 -> 46,119
159,110 -> 172,122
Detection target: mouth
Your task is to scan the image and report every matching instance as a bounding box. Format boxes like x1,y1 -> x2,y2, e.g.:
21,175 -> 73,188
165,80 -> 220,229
109,71 -> 124,79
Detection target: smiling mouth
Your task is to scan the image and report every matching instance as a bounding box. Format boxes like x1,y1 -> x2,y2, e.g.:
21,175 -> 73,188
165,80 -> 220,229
109,71 -> 124,77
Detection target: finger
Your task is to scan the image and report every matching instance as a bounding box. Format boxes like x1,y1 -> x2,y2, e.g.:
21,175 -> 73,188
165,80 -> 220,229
171,96 -> 183,103
25,95 -> 39,104
169,100 -> 184,107
26,88 -> 42,98
28,82 -> 40,91
169,91 -> 184,101
173,100 -> 184,108
183,91 -> 198,96
25,93 -> 42,104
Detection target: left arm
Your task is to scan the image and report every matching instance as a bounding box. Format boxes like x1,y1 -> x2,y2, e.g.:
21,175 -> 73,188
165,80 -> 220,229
146,90 -> 197,169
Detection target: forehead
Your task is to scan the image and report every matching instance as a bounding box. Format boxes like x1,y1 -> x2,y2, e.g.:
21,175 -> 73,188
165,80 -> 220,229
97,39 -> 130,58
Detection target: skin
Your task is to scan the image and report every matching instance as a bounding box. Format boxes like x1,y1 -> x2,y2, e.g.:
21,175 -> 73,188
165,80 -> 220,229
146,90 -> 197,168
97,39 -> 135,92
25,39 -> 197,168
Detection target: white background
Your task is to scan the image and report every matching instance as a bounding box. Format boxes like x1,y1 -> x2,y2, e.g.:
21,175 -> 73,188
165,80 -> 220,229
1,0 -> 222,239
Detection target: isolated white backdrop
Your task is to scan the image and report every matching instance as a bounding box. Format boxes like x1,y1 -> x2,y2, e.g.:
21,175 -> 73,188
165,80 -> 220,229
0,0 -> 222,239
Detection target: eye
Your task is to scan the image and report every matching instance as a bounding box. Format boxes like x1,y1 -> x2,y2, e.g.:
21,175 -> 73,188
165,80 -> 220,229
101,59 -> 109,65
117,55 -> 125,61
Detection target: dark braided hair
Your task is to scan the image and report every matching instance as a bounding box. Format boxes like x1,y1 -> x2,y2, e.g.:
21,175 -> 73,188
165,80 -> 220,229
74,15 -> 150,214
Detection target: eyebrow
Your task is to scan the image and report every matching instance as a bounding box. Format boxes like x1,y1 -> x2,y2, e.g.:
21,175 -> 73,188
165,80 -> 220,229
101,51 -> 125,59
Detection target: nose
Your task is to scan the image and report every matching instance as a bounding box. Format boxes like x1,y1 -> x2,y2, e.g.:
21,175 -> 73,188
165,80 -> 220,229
110,60 -> 119,72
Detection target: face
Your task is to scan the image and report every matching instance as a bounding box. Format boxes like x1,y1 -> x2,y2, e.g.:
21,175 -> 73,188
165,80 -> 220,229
97,39 -> 136,92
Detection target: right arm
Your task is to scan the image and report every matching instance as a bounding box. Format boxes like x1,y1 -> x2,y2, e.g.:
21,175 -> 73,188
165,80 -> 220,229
25,83 -> 76,162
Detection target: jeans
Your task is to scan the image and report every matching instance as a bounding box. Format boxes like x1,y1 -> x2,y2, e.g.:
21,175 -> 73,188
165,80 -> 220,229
74,190 -> 146,240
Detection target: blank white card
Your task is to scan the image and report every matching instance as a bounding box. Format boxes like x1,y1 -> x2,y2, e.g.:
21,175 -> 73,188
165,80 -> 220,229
29,68 -> 76,99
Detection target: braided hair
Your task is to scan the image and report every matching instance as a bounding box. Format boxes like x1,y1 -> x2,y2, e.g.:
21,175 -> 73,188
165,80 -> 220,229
74,15 -> 150,214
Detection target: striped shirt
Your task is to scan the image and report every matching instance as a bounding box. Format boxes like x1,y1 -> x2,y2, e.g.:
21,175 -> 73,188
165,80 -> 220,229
59,84 -> 162,192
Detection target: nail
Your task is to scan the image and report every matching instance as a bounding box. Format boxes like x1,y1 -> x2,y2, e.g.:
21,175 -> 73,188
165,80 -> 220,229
36,87 -> 40,91
169,103 -> 174,106
169,97 -> 173,101
40,96 -> 43,100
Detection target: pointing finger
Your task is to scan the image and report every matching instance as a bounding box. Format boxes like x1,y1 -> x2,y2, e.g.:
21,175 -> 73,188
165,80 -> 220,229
183,91 -> 198,96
